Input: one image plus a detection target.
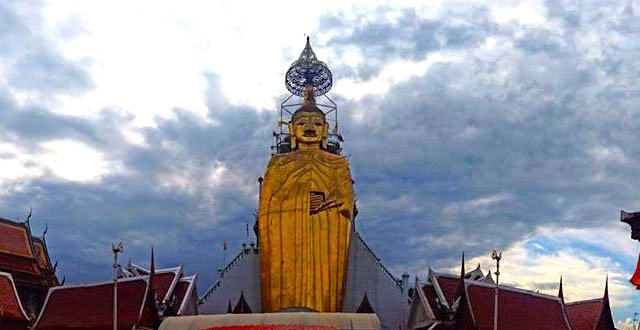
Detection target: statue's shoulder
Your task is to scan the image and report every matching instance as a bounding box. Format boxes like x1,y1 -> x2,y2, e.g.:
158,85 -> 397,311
267,152 -> 304,169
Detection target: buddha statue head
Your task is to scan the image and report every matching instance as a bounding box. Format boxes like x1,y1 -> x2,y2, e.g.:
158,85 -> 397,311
289,86 -> 329,150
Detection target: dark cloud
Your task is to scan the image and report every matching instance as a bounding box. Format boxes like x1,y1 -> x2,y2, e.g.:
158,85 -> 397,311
321,5 -> 495,81
313,2 -> 640,280
0,74 -> 272,288
0,2 -> 92,94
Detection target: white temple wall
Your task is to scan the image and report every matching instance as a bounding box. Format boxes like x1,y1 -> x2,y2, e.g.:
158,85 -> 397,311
198,247 -> 261,314
199,234 -> 408,330
343,232 -> 408,330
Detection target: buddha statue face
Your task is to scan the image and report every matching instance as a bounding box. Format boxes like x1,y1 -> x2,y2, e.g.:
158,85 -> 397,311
289,109 -> 328,149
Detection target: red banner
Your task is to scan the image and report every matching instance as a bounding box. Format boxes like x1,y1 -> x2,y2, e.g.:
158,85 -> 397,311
630,250 -> 640,289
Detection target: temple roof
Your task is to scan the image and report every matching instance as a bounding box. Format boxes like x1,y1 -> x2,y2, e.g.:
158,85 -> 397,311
150,266 -> 182,303
564,279 -> 615,330
461,281 -> 571,330
421,283 -> 443,320
427,267 -> 489,308
33,277 -> 158,330
0,271 -> 30,322
120,260 -> 198,317
0,217 -> 57,288
0,218 -> 33,258
172,275 -> 198,316
565,299 -> 604,330
411,267 -> 616,330
435,275 -> 460,307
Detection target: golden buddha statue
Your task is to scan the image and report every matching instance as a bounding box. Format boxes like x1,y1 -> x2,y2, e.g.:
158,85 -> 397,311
258,86 -> 355,313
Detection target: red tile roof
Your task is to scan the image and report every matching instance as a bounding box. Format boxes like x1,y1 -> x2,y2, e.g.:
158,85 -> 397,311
173,281 -> 190,311
435,275 -> 461,306
32,239 -> 50,270
565,299 -> 603,330
0,221 -> 33,258
464,281 -> 571,330
0,218 -> 58,289
122,261 -> 199,317
172,275 -> 197,315
153,267 -> 181,302
34,277 -> 157,330
422,284 -> 443,319
0,272 -> 29,322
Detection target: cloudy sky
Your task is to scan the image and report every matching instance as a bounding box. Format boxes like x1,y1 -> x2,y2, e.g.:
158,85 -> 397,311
2,0 -> 640,326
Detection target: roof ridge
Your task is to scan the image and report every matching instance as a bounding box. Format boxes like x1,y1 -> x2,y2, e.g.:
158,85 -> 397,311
565,297 -> 603,305
465,279 -> 563,301
49,276 -> 148,290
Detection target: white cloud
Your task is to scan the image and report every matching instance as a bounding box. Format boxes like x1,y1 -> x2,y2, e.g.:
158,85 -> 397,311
443,192 -> 512,216
39,139 -> 116,182
617,318 -> 636,330
460,226 -> 636,308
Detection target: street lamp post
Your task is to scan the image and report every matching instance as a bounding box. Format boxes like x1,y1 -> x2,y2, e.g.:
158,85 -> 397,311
111,242 -> 123,330
491,250 -> 502,330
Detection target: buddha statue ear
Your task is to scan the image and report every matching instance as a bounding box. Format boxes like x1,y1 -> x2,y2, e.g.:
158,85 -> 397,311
288,121 -> 297,150
321,122 -> 329,149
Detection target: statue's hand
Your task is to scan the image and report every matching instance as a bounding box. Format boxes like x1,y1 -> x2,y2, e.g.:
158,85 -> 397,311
339,209 -> 351,219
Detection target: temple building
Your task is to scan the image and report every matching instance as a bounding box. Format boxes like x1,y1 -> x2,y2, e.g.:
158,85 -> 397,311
407,257 -> 616,330
0,216 -> 59,320
31,251 -> 199,330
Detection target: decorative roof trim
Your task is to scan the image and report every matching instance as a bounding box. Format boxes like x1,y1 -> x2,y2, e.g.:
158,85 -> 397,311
428,270 -> 450,310
161,265 -> 183,303
137,274 -> 155,328
465,265 -> 484,280
177,274 -> 197,316
416,276 -> 436,320
558,296 -> 573,330
129,262 -> 149,274
0,271 -> 30,321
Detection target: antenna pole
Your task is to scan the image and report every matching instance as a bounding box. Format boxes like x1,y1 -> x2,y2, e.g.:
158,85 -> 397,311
111,242 -> 123,330
492,250 -> 502,330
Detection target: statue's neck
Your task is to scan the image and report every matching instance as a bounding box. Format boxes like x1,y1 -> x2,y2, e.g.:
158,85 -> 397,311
297,143 -> 321,151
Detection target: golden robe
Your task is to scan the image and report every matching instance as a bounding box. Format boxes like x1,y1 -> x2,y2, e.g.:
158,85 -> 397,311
259,149 -> 355,312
